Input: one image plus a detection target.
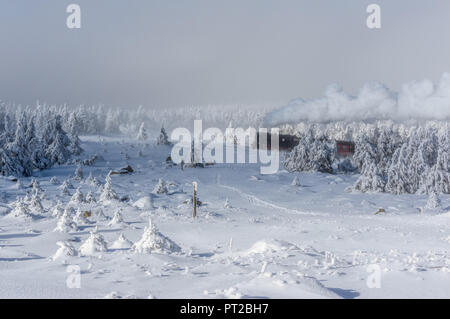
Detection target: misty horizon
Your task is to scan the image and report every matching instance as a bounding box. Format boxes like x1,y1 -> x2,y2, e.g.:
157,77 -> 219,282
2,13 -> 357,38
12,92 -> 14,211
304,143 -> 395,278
1,1 -> 450,110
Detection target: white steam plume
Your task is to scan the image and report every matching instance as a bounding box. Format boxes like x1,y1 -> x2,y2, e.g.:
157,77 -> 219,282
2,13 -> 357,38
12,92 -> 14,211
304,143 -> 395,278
264,73 -> 450,125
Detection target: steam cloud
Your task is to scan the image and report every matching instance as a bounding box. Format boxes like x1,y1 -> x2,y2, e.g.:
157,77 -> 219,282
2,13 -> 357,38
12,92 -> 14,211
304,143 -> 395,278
264,73 -> 450,126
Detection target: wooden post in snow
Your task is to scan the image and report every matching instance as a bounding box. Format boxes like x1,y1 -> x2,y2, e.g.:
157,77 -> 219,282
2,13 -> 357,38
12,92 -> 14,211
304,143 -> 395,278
192,182 -> 197,218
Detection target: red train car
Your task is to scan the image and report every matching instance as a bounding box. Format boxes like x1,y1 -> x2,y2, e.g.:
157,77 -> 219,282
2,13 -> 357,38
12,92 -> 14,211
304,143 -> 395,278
336,141 -> 355,157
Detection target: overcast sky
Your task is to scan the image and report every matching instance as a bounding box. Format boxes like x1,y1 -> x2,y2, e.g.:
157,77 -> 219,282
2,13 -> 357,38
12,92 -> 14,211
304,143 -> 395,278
1,0 -> 450,108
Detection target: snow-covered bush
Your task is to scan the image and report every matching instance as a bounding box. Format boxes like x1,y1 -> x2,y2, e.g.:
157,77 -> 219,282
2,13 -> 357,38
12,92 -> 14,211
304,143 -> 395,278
133,196 -> 154,210
61,179 -> 74,190
291,176 -> 300,186
74,208 -> 90,225
51,201 -> 65,218
86,191 -> 96,203
79,228 -> 108,256
132,219 -> 181,254
425,192 -> 442,211
54,211 -> 78,233
52,241 -> 77,261
50,176 -> 60,185
9,198 -> 33,221
111,233 -> 133,249
108,210 -> 127,228
152,178 -> 168,194
29,193 -> 45,215
70,187 -> 85,204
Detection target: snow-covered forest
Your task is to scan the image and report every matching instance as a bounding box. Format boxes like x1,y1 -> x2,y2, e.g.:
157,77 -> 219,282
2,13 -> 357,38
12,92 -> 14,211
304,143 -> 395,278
282,120 -> 450,195
0,102 -> 269,136
2,100 -> 450,197
0,105 -> 82,177
0,101 -> 270,176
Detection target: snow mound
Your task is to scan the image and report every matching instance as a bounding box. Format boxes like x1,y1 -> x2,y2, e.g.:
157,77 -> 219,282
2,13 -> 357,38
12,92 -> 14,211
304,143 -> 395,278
108,210 -> 127,228
110,233 -> 133,249
52,241 -> 77,260
79,228 -> 108,256
210,287 -> 243,299
245,239 -> 299,256
132,219 -> 181,254
209,273 -> 340,299
133,196 -> 154,210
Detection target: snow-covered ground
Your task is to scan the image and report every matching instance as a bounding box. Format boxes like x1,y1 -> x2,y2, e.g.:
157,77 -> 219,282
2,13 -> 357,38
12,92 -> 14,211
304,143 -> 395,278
0,136 -> 449,299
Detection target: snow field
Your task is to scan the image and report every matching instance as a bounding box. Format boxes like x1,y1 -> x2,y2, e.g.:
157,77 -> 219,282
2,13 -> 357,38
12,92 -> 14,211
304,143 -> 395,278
0,137 -> 449,299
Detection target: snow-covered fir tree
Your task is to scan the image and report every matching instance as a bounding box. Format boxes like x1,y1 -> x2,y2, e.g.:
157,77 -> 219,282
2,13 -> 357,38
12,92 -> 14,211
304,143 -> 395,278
353,135 -> 377,173
352,162 -> 385,193
51,201 -> 64,218
10,198 -> 33,221
74,165 -> 84,180
99,172 -> 118,202
157,126 -> 171,145
137,122 -> 148,141
44,115 -> 72,166
31,178 -> 43,196
108,209 -> 127,228
74,208 -> 91,225
70,187 -> 85,204
86,191 -> 96,203
67,112 -> 83,156
153,178 -> 168,194
86,172 -> 94,183
425,191 -> 442,211
291,175 -> 301,186
6,113 -> 33,176
284,130 -> 334,174
54,211 -> 78,233
50,176 -> 60,185
29,193 -> 45,215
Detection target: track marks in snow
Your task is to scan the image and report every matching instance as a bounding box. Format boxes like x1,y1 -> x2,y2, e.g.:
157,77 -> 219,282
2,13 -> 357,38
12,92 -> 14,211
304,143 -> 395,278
219,184 -> 328,217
